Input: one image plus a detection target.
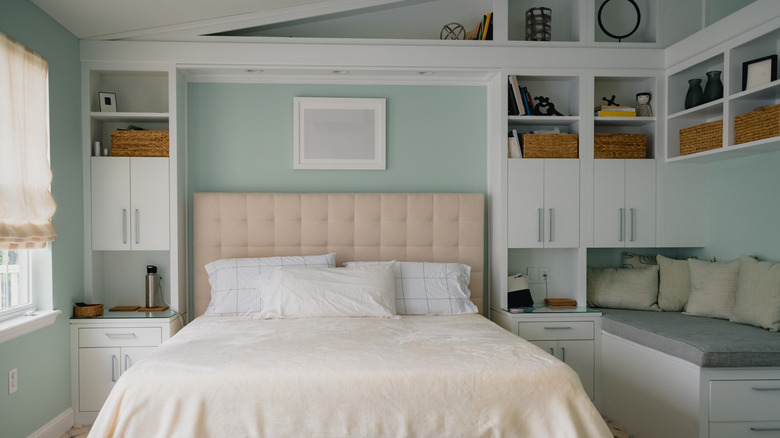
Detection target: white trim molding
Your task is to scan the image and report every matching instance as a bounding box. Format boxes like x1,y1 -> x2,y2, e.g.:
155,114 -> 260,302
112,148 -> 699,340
0,310 -> 61,344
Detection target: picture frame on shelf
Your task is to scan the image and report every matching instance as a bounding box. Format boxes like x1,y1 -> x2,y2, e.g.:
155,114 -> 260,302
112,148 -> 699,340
742,55 -> 778,91
98,91 -> 117,112
293,97 -> 386,170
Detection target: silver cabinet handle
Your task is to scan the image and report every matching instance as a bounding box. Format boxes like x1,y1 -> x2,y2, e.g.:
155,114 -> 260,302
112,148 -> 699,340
548,208 -> 554,242
122,209 -> 127,244
111,354 -> 118,382
135,209 -> 140,244
630,208 -> 636,242
561,346 -> 566,362
548,347 -> 554,355
125,354 -> 130,371
537,208 -> 543,242
544,326 -> 573,330
105,333 -> 137,339
618,208 -> 624,242
752,387 -> 780,391
750,427 -> 780,432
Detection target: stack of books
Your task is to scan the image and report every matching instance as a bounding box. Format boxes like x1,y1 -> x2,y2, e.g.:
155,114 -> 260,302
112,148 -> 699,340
467,12 -> 493,40
594,105 -> 636,117
508,75 -> 534,116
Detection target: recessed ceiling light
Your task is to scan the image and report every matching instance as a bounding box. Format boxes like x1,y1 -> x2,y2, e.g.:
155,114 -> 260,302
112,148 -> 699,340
332,70 -> 350,74
418,71 -> 434,75
245,69 -> 263,73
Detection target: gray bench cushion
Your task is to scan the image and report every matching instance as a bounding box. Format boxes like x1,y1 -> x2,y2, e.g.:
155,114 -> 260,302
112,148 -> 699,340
600,309 -> 780,367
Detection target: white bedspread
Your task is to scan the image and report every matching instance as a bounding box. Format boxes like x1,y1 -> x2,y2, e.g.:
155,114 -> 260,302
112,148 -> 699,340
89,315 -> 611,438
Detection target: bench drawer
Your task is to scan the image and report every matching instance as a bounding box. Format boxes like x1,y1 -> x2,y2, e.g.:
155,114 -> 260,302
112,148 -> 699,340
79,327 -> 162,347
710,380 -> 780,421
710,422 -> 780,438
517,321 -> 593,341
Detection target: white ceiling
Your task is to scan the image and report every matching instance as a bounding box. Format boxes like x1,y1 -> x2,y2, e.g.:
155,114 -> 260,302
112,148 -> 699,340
31,0 -> 425,41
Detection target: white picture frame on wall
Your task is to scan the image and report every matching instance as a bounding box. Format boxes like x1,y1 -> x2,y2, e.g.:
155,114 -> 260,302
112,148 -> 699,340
293,97 -> 386,170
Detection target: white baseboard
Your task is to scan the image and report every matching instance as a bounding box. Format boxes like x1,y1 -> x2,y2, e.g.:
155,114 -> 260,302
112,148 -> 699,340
27,408 -> 74,438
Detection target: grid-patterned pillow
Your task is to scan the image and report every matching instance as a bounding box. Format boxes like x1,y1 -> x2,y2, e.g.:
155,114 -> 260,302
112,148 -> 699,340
204,253 -> 336,316
343,261 -> 477,315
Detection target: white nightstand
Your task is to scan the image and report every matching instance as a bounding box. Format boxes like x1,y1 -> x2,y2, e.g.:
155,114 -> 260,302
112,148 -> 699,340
70,310 -> 183,424
491,307 -> 602,405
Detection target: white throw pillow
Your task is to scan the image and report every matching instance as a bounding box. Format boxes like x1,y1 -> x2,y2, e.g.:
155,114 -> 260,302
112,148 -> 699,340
258,265 -> 397,319
343,261 -> 478,315
684,258 -> 740,320
586,266 -> 660,311
730,254 -> 780,331
204,253 -> 336,316
656,254 -> 691,312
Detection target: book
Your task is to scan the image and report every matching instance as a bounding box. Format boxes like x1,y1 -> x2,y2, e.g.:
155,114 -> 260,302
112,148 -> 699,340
594,105 -> 634,112
482,13 -> 493,40
595,110 -> 637,117
508,78 -> 519,116
508,129 -> 522,158
508,76 -> 525,115
520,86 -> 532,115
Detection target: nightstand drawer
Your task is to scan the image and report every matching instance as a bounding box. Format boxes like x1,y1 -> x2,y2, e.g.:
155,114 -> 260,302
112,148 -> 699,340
709,422 -> 780,438
710,380 -> 780,421
517,321 -> 594,341
79,327 -> 162,347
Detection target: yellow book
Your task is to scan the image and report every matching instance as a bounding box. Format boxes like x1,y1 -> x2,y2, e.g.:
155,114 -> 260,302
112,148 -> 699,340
595,110 -> 637,117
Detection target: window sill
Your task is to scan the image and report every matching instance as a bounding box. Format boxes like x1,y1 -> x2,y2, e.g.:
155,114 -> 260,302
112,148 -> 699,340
0,310 -> 61,344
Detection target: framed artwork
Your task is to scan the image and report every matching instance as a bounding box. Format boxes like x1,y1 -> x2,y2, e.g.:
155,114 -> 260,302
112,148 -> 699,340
742,55 -> 778,91
98,91 -> 117,112
293,97 -> 386,170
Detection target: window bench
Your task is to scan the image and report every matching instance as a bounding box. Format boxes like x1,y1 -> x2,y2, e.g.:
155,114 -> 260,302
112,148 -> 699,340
599,309 -> 780,438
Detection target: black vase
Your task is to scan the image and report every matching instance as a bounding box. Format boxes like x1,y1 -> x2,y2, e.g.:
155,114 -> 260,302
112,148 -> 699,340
685,78 -> 705,109
704,70 -> 723,103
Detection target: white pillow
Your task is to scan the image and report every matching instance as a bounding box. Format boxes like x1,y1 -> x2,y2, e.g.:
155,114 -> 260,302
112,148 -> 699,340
343,261 -> 478,315
586,266 -> 660,311
656,254 -> 691,312
684,258 -> 740,320
258,265 -> 397,319
730,254 -> 780,331
204,253 -> 336,316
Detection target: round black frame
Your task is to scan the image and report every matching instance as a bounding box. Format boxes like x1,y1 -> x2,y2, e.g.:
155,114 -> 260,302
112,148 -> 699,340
597,0 -> 641,42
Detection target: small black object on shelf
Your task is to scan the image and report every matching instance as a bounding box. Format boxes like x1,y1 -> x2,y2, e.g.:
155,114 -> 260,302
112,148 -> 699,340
597,0 -> 641,42
533,96 -> 563,116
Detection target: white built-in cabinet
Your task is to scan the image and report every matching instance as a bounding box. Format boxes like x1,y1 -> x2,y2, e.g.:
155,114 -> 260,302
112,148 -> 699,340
508,159 -> 579,248
91,157 -> 169,251
593,159 -> 656,247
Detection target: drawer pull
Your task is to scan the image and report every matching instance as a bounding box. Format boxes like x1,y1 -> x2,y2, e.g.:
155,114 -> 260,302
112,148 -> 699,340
544,326 -> 573,330
105,333 -> 137,339
750,427 -> 780,432
752,387 -> 780,392
111,354 -> 118,382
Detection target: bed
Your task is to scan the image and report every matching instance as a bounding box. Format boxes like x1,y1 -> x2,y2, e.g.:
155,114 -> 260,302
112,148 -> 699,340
88,193 -> 610,438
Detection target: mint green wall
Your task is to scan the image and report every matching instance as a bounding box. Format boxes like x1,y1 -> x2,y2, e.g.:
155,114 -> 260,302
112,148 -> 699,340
0,1 -> 82,437
187,82 -> 487,314
697,150 -> 780,262
706,0 -> 757,26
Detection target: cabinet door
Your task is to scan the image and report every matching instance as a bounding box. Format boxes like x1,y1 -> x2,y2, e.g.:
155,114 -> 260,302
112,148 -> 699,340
529,340 -> 557,356
79,347 -> 121,412
91,157 -> 131,250
593,160 -> 627,247
543,160 -> 579,248
558,340 -> 595,400
120,346 -> 156,373
625,160 -> 656,248
508,160 -> 544,248
130,157 -> 169,251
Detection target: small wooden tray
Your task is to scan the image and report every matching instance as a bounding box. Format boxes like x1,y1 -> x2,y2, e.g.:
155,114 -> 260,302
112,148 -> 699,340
109,306 -> 141,312
544,298 -> 577,307
138,306 -> 169,312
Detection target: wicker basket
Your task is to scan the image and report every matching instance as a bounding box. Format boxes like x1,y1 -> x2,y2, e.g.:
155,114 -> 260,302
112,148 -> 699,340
74,303 -> 103,318
734,104 -> 780,145
679,120 -> 723,155
522,134 -> 579,158
594,133 -> 646,158
111,130 -> 169,157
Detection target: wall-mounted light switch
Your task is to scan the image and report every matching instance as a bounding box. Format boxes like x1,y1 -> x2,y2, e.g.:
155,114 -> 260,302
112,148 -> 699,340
9,368 -> 17,394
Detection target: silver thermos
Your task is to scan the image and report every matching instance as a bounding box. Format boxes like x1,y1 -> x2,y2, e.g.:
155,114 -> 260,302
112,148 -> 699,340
145,265 -> 159,308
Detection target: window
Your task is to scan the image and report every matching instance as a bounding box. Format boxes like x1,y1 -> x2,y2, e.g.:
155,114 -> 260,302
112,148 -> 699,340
0,249 -> 33,318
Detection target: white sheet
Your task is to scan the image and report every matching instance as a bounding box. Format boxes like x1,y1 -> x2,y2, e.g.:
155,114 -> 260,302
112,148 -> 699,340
89,315 -> 611,438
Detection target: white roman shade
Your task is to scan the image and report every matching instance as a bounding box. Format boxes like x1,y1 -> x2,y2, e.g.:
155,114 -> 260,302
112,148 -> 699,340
0,31 -> 56,249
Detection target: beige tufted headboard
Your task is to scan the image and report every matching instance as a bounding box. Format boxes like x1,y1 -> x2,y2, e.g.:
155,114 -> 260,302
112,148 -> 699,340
193,193 -> 485,317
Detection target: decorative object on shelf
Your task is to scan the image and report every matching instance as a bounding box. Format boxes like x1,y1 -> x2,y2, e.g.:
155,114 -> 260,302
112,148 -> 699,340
92,141 -> 101,157
439,23 -> 465,40
603,95 -> 619,106
73,302 -> 103,318
98,91 -> 116,112
507,274 -> 534,310
734,103 -> 780,145
635,92 -> 653,117
684,78 -> 705,109
594,133 -> 646,158
679,120 -> 723,155
110,130 -> 169,157
742,54 -> 778,91
525,7 -> 551,41
703,71 -> 723,103
597,0 -> 641,42
532,95 -> 563,116
521,133 -> 579,158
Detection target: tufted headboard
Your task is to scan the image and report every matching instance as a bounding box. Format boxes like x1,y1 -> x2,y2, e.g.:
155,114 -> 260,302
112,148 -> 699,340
193,193 -> 485,317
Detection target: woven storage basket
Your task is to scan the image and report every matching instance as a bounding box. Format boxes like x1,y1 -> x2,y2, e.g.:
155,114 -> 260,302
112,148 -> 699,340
734,104 -> 780,145
74,304 -> 103,318
679,120 -> 723,155
522,134 -> 578,158
111,130 -> 169,157
594,133 -> 646,158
